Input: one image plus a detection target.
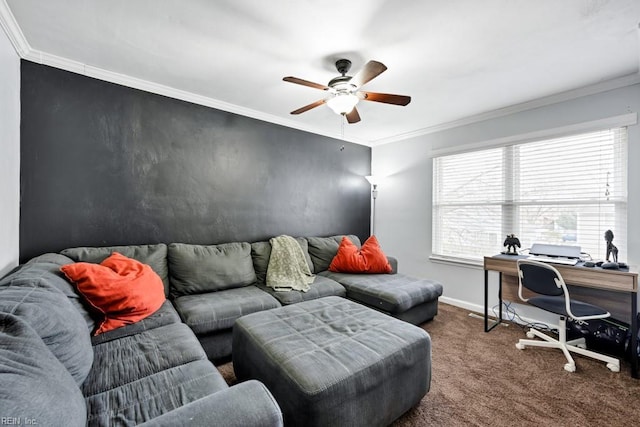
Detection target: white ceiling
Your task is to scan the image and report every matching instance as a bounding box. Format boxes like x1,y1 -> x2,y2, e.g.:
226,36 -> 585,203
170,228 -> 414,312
2,0 -> 640,146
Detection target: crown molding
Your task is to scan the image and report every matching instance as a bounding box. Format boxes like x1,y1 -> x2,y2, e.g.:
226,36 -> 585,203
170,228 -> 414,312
370,72 -> 640,147
0,0 -> 30,56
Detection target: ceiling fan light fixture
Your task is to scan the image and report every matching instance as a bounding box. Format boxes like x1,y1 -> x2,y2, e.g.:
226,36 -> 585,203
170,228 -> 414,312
284,59 -> 410,122
326,92 -> 359,115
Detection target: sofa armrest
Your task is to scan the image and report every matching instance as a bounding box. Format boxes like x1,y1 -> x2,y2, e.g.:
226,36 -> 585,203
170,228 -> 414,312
139,380 -> 283,427
387,256 -> 398,274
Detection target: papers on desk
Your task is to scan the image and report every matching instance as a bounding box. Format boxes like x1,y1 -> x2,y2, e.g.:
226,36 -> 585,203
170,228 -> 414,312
526,255 -> 579,266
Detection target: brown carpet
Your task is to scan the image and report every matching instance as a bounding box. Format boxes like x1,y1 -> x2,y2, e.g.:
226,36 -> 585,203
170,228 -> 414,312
217,303 -> 640,426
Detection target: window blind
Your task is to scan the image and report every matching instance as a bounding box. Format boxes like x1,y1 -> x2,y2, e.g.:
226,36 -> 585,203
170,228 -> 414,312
432,128 -> 628,262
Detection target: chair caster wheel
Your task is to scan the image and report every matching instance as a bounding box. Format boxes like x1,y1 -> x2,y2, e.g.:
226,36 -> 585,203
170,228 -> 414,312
564,363 -> 576,372
515,342 -> 525,350
526,331 -> 535,339
607,363 -> 620,372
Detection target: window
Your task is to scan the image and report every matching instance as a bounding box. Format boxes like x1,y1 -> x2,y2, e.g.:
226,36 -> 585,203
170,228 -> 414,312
432,128 -> 627,262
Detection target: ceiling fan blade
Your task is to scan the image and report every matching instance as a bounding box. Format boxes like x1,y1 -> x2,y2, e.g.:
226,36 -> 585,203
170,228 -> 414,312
350,61 -> 387,88
361,91 -> 411,106
283,76 -> 329,90
345,107 -> 361,124
290,99 -> 326,115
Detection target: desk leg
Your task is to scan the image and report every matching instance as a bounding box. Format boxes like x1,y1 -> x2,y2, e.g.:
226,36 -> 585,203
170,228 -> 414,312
499,273 -> 503,322
484,269 -> 503,332
632,294 -> 638,379
484,269 -> 489,331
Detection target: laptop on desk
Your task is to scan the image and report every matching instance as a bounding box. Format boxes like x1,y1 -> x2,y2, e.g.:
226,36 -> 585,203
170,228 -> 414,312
527,243 -> 581,266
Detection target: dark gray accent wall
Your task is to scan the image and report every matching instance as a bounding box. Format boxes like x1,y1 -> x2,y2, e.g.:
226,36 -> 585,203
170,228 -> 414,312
20,61 -> 371,261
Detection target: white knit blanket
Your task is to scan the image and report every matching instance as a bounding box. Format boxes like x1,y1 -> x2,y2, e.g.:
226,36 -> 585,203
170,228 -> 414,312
266,235 -> 315,292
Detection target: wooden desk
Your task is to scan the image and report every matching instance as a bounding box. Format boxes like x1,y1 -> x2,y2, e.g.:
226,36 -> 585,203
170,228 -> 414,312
484,254 -> 638,378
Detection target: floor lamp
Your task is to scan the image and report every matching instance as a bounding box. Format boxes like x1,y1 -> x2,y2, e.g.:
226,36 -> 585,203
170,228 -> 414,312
365,175 -> 380,236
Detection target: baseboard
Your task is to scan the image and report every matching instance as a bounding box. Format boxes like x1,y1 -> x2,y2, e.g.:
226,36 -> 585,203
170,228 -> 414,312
439,296 -> 484,313
439,296 -> 555,330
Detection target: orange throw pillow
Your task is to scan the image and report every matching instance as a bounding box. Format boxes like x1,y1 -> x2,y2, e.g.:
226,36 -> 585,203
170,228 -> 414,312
61,252 -> 166,335
329,235 -> 392,274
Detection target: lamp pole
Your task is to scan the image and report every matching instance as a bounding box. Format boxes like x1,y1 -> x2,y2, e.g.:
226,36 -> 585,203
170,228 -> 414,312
365,176 -> 380,236
371,184 -> 378,235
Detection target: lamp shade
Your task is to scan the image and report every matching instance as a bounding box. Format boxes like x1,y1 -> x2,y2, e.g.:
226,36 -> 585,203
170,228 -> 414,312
327,93 -> 359,115
365,175 -> 382,186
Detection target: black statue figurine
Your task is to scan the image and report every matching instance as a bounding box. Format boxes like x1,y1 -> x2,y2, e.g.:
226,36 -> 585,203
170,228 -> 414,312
503,234 -> 521,255
605,229 -> 618,263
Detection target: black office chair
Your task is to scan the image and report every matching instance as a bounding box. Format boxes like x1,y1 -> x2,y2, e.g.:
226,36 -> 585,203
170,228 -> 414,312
515,259 -> 620,373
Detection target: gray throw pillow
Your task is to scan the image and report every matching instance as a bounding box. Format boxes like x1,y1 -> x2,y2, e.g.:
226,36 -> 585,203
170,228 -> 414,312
168,242 -> 256,297
306,235 -> 361,273
251,241 -> 272,285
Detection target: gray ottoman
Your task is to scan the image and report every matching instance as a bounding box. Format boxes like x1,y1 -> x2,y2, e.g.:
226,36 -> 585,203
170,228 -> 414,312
232,296 -> 431,427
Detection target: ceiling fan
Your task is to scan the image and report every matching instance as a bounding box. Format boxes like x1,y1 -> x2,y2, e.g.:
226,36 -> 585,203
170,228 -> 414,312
283,59 -> 411,124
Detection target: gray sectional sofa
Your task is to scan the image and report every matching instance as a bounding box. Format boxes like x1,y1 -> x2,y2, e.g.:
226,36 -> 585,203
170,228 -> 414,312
0,233 -> 442,426
61,235 -> 442,362
0,253 -> 282,426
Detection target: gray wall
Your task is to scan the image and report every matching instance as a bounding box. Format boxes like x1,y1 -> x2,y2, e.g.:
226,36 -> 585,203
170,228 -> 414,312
20,61 -> 371,261
0,28 -> 20,276
372,82 -> 640,323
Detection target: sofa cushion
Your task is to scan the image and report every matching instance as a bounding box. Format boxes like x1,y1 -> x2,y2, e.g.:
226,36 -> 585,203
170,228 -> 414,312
257,275 -> 346,305
0,267 -> 94,386
306,235 -> 361,273
329,235 -> 392,274
90,300 -> 181,346
0,312 -> 86,426
82,322 -> 211,397
168,242 -> 257,297
251,238 -> 314,283
173,286 -> 281,334
61,252 -> 166,335
86,359 -> 227,426
320,271 -> 444,314
84,321 -> 228,425
61,244 -> 170,296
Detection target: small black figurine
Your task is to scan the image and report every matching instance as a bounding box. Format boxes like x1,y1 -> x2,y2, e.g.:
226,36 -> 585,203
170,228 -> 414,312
605,229 -> 618,263
503,234 -> 521,255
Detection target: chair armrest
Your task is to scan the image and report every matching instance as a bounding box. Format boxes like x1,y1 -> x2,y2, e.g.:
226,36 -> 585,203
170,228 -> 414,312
387,256 -> 398,274
139,380 -> 283,427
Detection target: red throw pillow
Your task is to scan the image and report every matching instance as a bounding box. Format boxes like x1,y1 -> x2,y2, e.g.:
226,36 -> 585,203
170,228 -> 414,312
329,235 -> 392,274
61,252 -> 166,335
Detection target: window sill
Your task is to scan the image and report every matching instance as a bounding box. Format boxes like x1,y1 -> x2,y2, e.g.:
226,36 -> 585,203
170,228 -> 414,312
429,255 -> 484,269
